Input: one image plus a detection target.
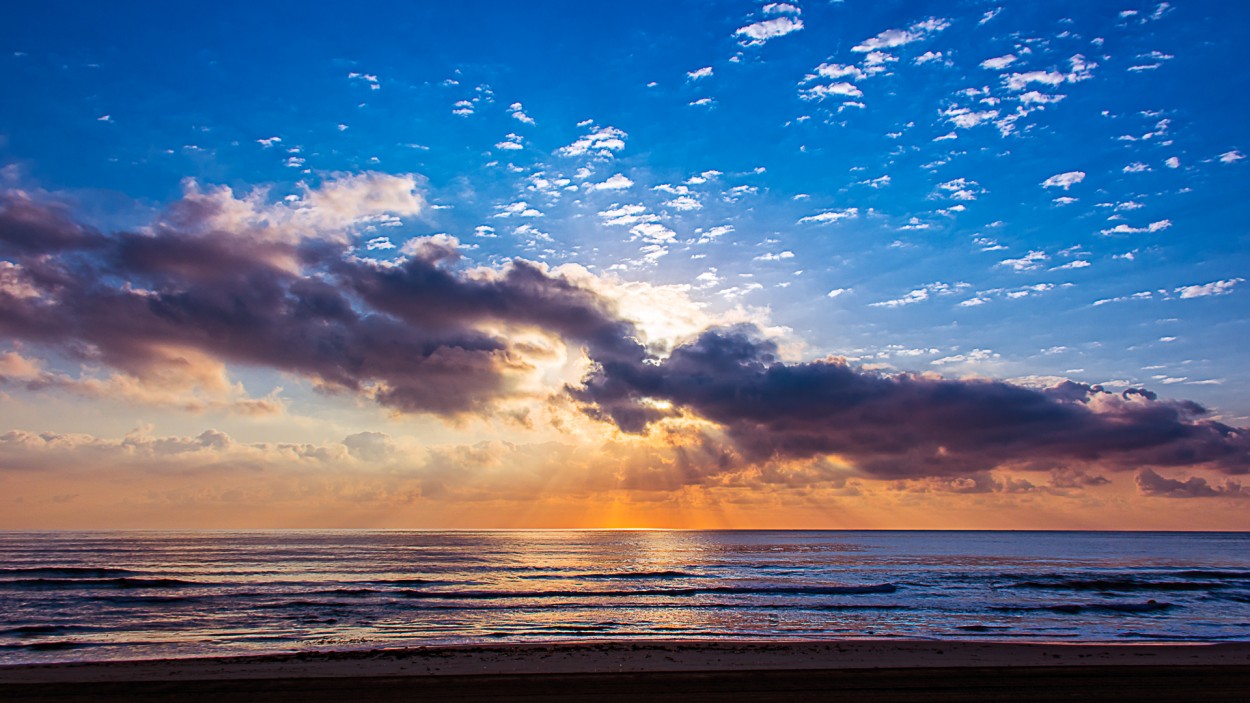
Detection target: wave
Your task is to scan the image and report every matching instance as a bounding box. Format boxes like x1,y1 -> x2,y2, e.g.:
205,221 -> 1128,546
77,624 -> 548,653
394,583 -> 898,600
0,567 -> 140,577
522,570 -> 702,581
995,600 -> 1175,615
0,624 -> 106,637
0,577 -> 205,590
1004,578 -> 1224,592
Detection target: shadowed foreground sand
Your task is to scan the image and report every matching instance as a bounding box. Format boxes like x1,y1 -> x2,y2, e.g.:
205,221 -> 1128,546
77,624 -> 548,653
4,641 -> 1250,702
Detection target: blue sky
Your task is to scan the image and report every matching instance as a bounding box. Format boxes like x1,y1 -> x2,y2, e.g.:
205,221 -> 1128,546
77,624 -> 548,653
1,1 -> 1248,527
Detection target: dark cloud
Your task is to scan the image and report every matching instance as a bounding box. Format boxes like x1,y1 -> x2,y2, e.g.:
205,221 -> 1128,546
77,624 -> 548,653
3,186 -> 1248,481
0,188 -> 638,416
575,326 -> 1250,478
1135,469 -> 1250,499
0,192 -> 105,255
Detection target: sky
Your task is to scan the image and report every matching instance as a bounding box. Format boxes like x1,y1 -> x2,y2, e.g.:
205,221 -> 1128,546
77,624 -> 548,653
1,1 -> 1248,529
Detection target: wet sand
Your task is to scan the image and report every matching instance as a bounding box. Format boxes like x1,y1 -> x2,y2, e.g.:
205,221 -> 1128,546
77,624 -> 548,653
4,640 -> 1250,702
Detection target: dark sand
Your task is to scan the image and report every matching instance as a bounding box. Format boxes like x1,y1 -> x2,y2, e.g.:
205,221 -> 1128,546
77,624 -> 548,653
4,641 -> 1250,702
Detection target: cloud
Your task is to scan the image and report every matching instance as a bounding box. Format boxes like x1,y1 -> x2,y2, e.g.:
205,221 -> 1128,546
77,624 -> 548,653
871,281 -> 968,308
798,207 -> 858,225
0,184 -> 646,418
801,82 -> 863,100
935,178 -> 983,201
591,173 -> 634,191
980,54 -> 1017,70
598,203 -> 656,227
687,66 -> 713,80
1136,469 -> 1250,499
810,63 -> 867,81
851,18 -> 950,53
508,102 -> 535,125
6,178 -> 1248,489
998,250 -> 1048,272
1042,171 -> 1085,189
1098,220 -> 1171,235
735,17 -> 804,44
573,326 -> 1250,478
558,125 -> 628,157
1005,71 -> 1067,90
664,196 -> 702,211
1175,278 -> 1243,299
942,106 -> 1000,129
1219,150 -> 1244,164
762,2 -> 801,15
753,250 -> 795,262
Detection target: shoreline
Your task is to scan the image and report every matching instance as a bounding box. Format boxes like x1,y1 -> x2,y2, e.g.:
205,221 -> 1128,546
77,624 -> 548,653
5,641 -> 1250,702
4,639 -> 1250,682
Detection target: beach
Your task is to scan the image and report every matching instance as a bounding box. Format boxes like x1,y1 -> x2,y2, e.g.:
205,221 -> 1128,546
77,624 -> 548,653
4,640 -> 1250,702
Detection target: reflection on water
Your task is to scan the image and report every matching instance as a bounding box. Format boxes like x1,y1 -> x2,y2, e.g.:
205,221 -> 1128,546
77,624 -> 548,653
1,530 -> 1249,663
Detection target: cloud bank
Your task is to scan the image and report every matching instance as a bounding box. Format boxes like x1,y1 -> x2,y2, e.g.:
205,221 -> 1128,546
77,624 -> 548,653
2,177 -> 1247,489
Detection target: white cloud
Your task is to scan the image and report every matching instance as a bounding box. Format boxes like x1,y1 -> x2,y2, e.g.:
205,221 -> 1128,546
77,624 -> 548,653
1165,156 -> 1180,169
495,133 -> 524,151
932,348 -> 1000,366
1123,162 -> 1151,173
664,195 -> 702,211
871,281 -> 968,308
685,170 -> 722,185
630,222 -> 677,244
591,173 -> 634,191
852,18 -> 950,53
687,66 -> 713,80
493,200 -> 543,218
365,236 -> 395,251
943,106 -> 1000,129
1175,278 -> 1244,299
801,82 -> 863,100
1005,71 -> 1067,91
558,125 -> 628,157
508,102 -> 536,125
754,250 -> 795,262
1099,219 -> 1172,235
452,100 -> 474,117
980,54 -> 1017,70
1051,259 -> 1091,271
798,207 -> 859,225
257,137 -> 282,148
695,225 -> 733,244
979,7 -> 1002,24
1041,171 -> 1085,189
826,288 -> 851,299
762,2 -> 801,14
1019,91 -> 1065,106
810,63 -> 868,81
598,203 -> 655,227
998,250 -> 1049,272
914,51 -> 946,65
936,177 -> 983,200
1219,150 -> 1244,164
689,97 -> 715,107
735,17 -> 804,44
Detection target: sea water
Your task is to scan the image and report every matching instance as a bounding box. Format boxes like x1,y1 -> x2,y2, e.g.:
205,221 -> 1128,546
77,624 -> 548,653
2,530 -> 1248,663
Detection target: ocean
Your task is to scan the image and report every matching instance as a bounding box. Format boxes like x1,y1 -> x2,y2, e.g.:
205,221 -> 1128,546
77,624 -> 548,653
2,530 -> 1248,664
